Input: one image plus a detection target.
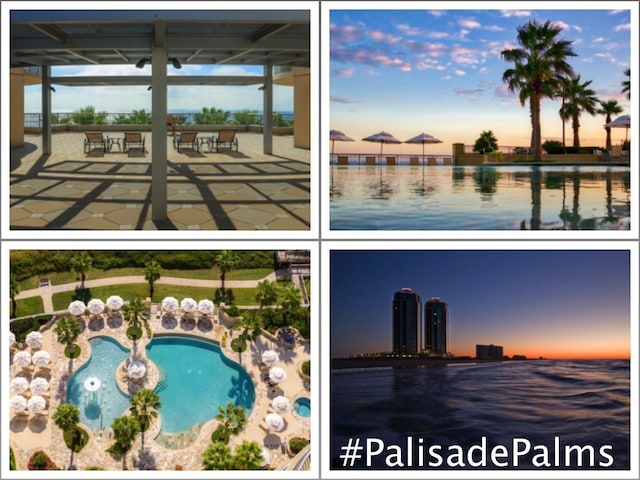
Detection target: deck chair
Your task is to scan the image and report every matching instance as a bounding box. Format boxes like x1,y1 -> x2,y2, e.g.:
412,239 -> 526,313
174,132 -> 199,152
84,132 -> 106,154
123,132 -> 145,153
214,128 -> 238,152
167,114 -> 176,135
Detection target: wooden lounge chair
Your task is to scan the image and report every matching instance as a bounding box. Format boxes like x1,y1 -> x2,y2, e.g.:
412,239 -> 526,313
174,132 -> 199,152
214,128 -> 238,152
167,114 -> 176,135
123,132 -> 145,153
84,132 -> 106,154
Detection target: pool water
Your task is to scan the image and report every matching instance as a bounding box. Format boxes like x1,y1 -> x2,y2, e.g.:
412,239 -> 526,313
294,397 -> 311,418
146,336 -> 255,434
330,165 -> 631,230
66,336 -> 131,430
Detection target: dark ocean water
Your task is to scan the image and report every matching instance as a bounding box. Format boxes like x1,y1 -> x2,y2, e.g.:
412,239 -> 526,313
331,360 -> 630,470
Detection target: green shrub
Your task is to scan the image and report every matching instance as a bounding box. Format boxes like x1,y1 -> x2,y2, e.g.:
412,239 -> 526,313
301,360 -> 310,376
542,140 -> 564,154
9,315 -> 52,341
288,437 -> 310,455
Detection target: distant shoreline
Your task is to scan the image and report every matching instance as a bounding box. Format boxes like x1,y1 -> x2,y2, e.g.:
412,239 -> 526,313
331,356 -> 537,370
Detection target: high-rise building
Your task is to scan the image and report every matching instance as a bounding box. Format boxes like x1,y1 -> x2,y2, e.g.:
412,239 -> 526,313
476,344 -> 504,360
392,288 -> 422,355
425,297 -> 448,356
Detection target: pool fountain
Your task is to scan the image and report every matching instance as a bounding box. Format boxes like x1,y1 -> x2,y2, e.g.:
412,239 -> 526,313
84,376 -> 102,392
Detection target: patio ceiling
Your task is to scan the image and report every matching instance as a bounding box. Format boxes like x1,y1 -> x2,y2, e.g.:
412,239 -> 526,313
10,10 -> 310,69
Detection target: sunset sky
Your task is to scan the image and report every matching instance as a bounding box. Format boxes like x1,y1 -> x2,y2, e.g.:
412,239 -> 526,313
329,6 -> 633,155
330,249 -> 631,360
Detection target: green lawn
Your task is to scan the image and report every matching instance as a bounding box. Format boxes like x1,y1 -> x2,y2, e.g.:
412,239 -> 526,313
12,296 -> 44,318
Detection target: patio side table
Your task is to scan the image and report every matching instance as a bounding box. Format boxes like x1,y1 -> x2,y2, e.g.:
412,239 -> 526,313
107,136 -> 123,152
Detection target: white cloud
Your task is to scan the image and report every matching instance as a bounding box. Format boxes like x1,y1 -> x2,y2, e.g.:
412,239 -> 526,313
454,69 -> 466,76
614,23 -> 631,32
485,25 -> 506,32
593,37 -> 605,43
501,10 -> 531,18
551,21 -> 570,30
459,18 -> 481,29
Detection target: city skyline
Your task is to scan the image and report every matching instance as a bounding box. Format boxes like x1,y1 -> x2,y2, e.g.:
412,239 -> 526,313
329,7 -> 633,155
330,249 -> 631,360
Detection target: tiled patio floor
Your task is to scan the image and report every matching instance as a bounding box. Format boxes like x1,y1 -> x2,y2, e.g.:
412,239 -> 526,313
10,132 -> 311,230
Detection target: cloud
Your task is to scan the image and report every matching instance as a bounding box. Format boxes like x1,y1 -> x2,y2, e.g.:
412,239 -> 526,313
330,95 -> 362,104
458,18 -> 481,29
450,46 -> 485,66
485,25 -> 506,32
396,24 -> 423,36
592,37 -> 605,43
454,87 -> 484,96
330,23 -> 362,43
551,21 -> 570,30
501,10 -> 531,18
614,23 -> 631,32
573,25 -> 583,33
429,10 -> 446,18
427,31 -> 450,39
369,29 -> 402,44
454,69 -> 466,76
405,40 -> 447,56
333,68 -> 355,78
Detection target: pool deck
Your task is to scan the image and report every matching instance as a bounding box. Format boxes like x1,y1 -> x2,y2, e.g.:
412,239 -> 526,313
9,308 -> 311,470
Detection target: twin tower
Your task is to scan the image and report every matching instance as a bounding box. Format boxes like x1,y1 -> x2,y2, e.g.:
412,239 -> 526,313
392,288 -> 449,356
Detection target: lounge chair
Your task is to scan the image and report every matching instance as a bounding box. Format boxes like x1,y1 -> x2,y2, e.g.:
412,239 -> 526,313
84,132 -> 107,154
214,128 -> 238,152
174,132 -> 199,152
123,132 -> 145,153
167,114 -> 176,135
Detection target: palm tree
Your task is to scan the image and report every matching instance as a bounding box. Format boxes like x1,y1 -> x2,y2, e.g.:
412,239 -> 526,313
202,442 -> 233,470
621,68 -> 630,99
123,297 -> 147,341
106,415 -> 140,468
10,276 -> 20,318
502,19 -> 576,161
472,130 -> 499,154
54,317 -> 81,357
214,250 -> 238,290
233,441 -> 266,470
70,251 -> 93,289
279,283 -> 302,312
143,260 -> 161,300
130,389 -> 161,450
52,403 -> 81,468
559,75 -> 599,148
598,99 -> 624,151
215,402 -> 247,442
255,280 -> 279,311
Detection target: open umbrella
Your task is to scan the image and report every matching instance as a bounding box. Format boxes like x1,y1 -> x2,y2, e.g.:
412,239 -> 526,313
87,298 -> 105,315
27,395 -> 47,414
604,114 -> 630,142
181,297 -> 197,313
106,295 -> 124,311
272,395 -> 291,414
127,361 -> 147,380
265,413 -> 286,432
330,129 -> 355,157
25,331 -> 44,349
269,366 -> 287,384
32,350 -> 51,368
10,395 -> 27,414
261,350 -> 279,367
30,377 -> 50,395
10,377 -> 29,395
9,331 -> 16,346
13,350 -> 31,368
68,300 -> 86,316
162,296 -> 179,313
362,131 -> 402,163
198,299 -> 215,315
404,132 -> 443,165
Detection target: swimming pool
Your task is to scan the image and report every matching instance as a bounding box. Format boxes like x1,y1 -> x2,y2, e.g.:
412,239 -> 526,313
146,335 -> 255,434
66,336 -> 131,430
330,165 -> 631,230
294,397 -> 310,418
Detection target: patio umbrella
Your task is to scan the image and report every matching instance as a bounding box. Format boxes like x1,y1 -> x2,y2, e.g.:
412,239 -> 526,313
162,296 -> 179,313
87,298 -> 105,315
362,131 -> 402,162
106,295 -> 124,311
9,331 -> 16,346
265,413 -> 286,432
198,299 -> 215,315
261,350 -> 280,367
32,350 -> 51,368
272,395 -> 291,414
68,300 -> 86,316
13,350 -> 31,368
127,361 -> 147,380
269,366 -> 287,384
30,377 -> 50,395
25,331 -> 44,349
10,377 -> 29,395
330,129 -> 355,156
10,395 -> 27,414
261,448 -> 271,466
181,297 -> 197,313
404,132 -> 443,165
604,114 -> 630,142
27,395 -> 47,414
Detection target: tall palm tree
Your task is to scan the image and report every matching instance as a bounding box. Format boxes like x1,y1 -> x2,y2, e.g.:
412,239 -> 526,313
143,260 -> 161,300
70,251 -> 93,289
559,75 -> 599,148
233,441 -> 266,470
202,442 -> 233,470
52,403 -> 81,468
279,283 -> 302,312
621,68 -> 630,99
10,276 -> 20,318
215,402 -> 247,441
598,99 -> 624,151
106,415 -> 140,468
214,250 -> 238,290
255,280 -> 279,311
130,389 -> 162,451
54,317 -> 81,357
472,130 -> 499,154
123,297 -> 147,341
502,19 -> 576,160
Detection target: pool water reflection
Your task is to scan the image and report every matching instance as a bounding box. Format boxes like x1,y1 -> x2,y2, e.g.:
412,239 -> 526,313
330,165 -> 630,230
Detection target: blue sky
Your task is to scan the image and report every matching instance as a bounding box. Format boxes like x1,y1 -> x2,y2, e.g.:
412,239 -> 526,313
24,64 -> 295,114
330,7 -> 633,154
330,250 -> 631,360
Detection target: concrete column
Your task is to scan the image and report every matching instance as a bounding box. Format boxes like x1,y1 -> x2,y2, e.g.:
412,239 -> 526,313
263,63 -> 273,155
151,46 -> 168,222
41,65 -> 52,155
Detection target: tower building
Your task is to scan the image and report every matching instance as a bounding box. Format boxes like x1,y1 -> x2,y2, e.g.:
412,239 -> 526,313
392,288 -> 422,355
425,297 -> 448,356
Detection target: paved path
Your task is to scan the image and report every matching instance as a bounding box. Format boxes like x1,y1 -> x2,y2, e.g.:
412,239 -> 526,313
16,270 -> 285,315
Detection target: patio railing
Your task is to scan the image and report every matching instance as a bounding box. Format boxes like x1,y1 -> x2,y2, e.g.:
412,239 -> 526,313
330,153 -> 454,165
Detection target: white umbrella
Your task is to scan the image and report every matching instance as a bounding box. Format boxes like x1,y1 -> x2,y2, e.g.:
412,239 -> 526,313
68,300 -> 86,316
25,331 -> 44,349
181,297 -> 197,313
272,395 -> 291,414
330,129 -> 355,156
32,350 -> 51,368
13,350 -> 31,368
362,131 -> 402,161
269,367 -> 287,384
261,350 -> 280,367
265,412 -> 285,432
10,395 -> 27,414
604,114 -> 630,142
87,298 -> 105,315
198,299 -> 215,315
27,395 -> 47,414
9,331 -> 16,346
127,361 -> 147,379
106,295 -> 124,311
261,448 -> 271,466
10,377 -> 29,395
162,296 -> 179,313
30,377 -> 50,395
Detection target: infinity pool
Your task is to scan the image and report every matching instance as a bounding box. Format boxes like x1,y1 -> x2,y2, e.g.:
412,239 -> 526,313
330,165 -> 631,230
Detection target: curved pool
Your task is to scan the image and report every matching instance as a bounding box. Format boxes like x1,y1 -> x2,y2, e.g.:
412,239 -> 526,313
146,336 -> 255,434
294,397 -> 310,418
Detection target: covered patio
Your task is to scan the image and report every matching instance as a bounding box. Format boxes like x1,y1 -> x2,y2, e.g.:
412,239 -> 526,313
10,131 -> 310,230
